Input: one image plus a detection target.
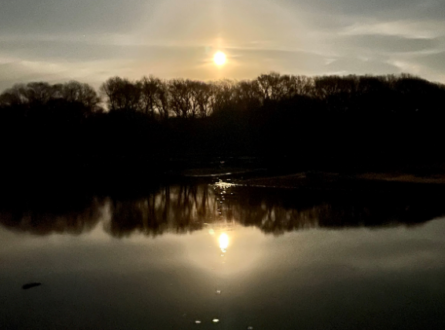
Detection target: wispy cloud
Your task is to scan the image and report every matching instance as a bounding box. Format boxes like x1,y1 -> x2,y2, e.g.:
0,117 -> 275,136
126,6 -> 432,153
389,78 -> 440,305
1,0 -> 445,91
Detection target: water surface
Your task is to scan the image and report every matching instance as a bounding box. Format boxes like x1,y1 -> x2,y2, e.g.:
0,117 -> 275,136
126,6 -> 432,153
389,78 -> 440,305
1,182 -> 445,329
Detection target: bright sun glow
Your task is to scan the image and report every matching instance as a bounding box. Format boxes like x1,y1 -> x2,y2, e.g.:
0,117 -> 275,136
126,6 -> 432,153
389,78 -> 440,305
213,51 -> 227,66
219,233 -> 229,252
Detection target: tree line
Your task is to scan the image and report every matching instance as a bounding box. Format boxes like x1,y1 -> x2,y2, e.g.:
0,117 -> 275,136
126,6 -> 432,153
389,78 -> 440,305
1,72 -> 445,181
3,73 -> 444,118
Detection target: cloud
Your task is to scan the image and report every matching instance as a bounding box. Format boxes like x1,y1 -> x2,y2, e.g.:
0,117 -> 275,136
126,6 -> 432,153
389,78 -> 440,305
341,20 -> 445,39
0,0 -> 158,34
284,0 -> 445,21
1,0 -> 445,88
339,35 -> 438,54
325,57 -> 401,75
411,51 -> 445,72
0,57 -> 135,92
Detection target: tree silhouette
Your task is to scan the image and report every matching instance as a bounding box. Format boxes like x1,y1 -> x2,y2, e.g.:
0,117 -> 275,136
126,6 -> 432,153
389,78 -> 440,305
139,76 -> 169,118
100,77 -> 141,111
2,72 -> 445,180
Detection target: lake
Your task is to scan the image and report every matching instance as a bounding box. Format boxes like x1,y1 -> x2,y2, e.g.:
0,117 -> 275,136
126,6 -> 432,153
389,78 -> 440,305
1,180 -> 445,329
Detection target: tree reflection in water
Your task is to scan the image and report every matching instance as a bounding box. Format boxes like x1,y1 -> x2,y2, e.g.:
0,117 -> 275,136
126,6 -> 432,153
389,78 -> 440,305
0,183 -> 444,237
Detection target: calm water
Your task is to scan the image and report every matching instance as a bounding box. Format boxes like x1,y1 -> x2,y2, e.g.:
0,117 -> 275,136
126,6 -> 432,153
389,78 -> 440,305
2,182 -> 445,329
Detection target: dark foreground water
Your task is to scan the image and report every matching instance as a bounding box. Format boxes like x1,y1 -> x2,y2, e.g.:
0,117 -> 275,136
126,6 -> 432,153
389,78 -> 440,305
2,182 -> 445,329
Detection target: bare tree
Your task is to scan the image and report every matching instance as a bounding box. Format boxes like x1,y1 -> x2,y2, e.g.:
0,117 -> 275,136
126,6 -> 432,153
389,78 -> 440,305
211,80 -> 236,113
168,79 -> 193,118
53,81 -> 101,110
234,80 -> 262,110
0,84 -> 28,107
188,81 -> 214,117
0,82 -> 55,107
139,76 -> 169,118
100,77 -> 141,111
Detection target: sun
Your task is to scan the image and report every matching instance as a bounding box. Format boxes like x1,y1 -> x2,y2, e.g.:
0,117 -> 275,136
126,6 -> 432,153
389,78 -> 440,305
213,51 -> 227,66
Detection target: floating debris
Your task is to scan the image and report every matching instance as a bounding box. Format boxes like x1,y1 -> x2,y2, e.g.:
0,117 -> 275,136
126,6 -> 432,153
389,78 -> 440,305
22,282 -> 42,290
195,320 -> 202,324
247,327 -> 254,330
213,319 -> 220,323
216,290 -> 221,295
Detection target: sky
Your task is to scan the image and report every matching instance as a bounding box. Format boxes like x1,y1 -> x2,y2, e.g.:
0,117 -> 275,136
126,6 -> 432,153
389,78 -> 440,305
1,0 -> 445,91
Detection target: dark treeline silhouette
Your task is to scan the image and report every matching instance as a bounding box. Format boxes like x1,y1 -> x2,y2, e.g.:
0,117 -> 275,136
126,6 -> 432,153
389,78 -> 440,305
1,183 -> 444,237
2,73 -> 445,183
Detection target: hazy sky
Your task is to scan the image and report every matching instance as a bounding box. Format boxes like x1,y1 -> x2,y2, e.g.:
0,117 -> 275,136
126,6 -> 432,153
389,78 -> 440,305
1,0 -> 445,91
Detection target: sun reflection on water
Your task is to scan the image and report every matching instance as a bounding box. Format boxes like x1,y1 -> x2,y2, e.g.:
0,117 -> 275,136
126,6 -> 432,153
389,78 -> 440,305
219,233 -> 229,253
